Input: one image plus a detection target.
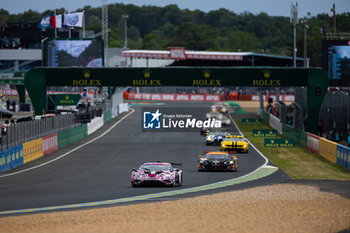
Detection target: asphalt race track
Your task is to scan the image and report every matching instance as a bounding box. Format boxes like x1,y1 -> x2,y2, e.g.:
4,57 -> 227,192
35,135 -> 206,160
0,102 -> 271,212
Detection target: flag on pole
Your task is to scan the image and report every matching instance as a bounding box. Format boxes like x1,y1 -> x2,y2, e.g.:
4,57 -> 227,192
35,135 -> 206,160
50,15 -> 62,28
38,14 -> 62,28
63,12 -> 84,27
38,14 -> 54,28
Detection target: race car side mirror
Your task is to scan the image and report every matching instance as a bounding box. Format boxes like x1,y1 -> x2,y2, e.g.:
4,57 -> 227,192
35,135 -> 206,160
199,155 -> 202,158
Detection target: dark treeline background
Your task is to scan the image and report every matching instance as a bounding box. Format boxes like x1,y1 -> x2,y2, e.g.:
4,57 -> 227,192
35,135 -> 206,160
1,4 -> 349,66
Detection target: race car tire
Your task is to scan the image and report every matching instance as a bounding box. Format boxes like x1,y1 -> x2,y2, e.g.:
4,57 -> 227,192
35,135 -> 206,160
131,182 -> 138,187
174,173 -> 180,186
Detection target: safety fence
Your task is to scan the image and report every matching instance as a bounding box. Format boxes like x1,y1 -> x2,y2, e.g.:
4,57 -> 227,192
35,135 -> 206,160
0,103 -> 129,173
0,114 -> 75,151
262,110 -> 350,170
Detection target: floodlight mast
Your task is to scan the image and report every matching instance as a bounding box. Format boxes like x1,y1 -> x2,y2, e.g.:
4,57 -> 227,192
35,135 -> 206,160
290,2 -> 298,68
102,0 -> 108,66
301,12 -> 310,68
122,15 -> 128,48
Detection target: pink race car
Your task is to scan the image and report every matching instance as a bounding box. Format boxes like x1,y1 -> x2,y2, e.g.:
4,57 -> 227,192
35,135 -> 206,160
131,162 -> 183,187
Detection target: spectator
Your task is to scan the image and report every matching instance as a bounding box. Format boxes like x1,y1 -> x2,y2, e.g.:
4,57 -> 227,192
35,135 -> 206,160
329,129 -> 335,141
334,129 -> 342,143
318,120 -> 325,137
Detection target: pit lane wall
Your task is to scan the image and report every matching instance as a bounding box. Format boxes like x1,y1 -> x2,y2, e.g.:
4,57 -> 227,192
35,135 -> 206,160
262,110 -> 350,170
0,103 -> 129,173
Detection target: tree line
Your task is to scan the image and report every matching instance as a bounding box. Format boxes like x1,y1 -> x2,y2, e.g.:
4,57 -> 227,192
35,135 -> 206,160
0,4 -> 349,66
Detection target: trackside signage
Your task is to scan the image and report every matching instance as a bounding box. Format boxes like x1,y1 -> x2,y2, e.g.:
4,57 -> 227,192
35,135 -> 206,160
127,93 -> 221,102
169,47 -> 186,60
242,118 -> 262,124
252,69 -> 281,87
142,107 -> 222,132
252,129 -> 278,137
192,69 -> 222,86
264,138 -> 295,147
132,69 -> 162,86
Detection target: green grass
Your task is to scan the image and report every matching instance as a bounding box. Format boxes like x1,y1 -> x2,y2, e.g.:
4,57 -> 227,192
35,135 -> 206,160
235,119 -> 350,180
225,102 -> 248,114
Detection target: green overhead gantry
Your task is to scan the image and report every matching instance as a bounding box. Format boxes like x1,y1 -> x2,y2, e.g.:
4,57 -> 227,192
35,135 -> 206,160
24,67 -> 329,134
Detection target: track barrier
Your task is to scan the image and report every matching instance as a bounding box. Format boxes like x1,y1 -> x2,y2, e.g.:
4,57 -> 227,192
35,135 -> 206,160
23,138 -> 43,164
282,124 -> 307,148
337,144 -> 349,170
262,110 -> 270,124
319,138 -> 338,163
307,133 -> 319,154
0,145 -> 23,172
269,114 -> 282,134
87,117 -> 104,135
263,109 -> 349,169
43,134 -> 58,155
58,124 -> 87,149
103,109 -> 112,124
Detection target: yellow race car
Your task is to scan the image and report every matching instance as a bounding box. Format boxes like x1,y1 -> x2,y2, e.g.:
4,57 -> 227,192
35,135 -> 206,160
211,104 -> 228,113
224,135 -> 244,139
220,137 -> 249,153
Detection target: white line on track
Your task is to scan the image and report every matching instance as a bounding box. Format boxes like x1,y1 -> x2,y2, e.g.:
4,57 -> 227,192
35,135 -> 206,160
228,113 -> 269,167
0,108 -> 135,178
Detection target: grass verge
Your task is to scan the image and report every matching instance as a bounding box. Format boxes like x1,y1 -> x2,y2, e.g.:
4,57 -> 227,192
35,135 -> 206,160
235,118 -> 350,180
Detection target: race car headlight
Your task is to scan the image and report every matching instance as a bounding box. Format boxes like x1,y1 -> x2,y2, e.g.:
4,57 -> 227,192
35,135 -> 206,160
243,144 -> 247,147
200,159 -> 207,164
229,161 -> 234,164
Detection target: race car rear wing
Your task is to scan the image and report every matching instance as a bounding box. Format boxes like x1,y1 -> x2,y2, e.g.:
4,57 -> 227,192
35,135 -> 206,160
170,162 -> 182,166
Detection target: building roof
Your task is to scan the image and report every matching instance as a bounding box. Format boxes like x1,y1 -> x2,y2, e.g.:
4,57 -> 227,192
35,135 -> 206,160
120,47 -> 305,61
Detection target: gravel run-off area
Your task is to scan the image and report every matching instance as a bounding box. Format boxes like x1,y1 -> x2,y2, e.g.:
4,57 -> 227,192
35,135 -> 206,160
1,183 -> 349,233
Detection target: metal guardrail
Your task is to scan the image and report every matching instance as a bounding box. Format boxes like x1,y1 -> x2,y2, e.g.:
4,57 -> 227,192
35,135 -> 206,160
0,114 -> 76,151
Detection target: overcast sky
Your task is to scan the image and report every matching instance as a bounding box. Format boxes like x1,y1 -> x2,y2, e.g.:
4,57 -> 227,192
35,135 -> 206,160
2,0 -> 349,18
